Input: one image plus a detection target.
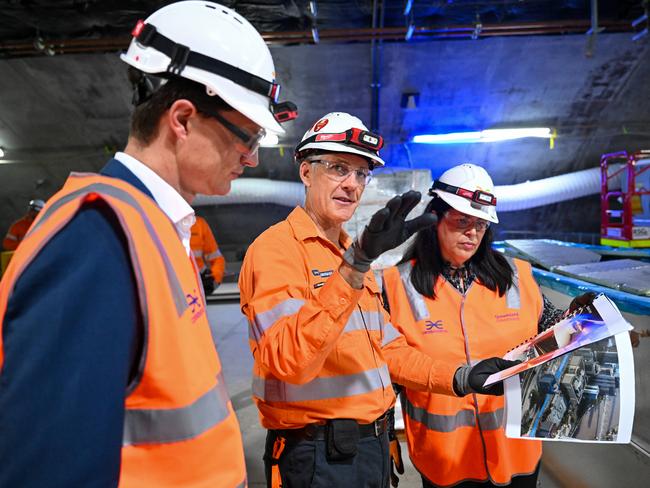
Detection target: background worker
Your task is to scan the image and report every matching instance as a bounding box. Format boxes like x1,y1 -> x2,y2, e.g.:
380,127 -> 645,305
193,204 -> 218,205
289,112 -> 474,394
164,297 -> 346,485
2,199 -> 44,250
382,164 -> 595,488
0,2 -> 295,487
239,114 -> 518,488
191,216 -> 226,294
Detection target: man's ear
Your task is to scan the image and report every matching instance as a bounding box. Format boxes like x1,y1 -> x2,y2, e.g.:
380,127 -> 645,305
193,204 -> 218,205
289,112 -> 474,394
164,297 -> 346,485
166,99 -> 197,142
299,160 -> 313,187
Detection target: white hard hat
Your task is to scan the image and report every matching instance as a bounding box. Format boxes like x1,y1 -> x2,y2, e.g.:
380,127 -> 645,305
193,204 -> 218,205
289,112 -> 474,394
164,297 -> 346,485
29,199 -> 45,212
429,164 -> 499,223
295,112 -> 386,167
120,1 -> 287,134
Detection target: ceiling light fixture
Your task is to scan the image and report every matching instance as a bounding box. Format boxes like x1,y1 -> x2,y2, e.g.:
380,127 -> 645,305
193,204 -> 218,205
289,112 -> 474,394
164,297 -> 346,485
0,146 -> 4,158
412,127 -> 552,144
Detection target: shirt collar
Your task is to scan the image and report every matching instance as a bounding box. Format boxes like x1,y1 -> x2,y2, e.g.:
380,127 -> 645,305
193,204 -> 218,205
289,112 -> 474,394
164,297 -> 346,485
287,206 -> 352,250
113,152 -> 195,228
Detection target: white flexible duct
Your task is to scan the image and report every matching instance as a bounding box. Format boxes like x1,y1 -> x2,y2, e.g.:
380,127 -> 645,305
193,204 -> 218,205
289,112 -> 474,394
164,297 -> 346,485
193,167 -> 618,211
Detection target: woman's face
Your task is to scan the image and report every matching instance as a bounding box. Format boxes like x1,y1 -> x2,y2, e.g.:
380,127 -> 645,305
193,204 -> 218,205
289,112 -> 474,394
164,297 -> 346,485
436,208 -> 490,267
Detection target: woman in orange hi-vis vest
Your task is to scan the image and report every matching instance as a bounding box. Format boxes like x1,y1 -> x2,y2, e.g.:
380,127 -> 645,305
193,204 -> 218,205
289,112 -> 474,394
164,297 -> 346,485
239,114 -> 521,488
0,2 -> 297,486
383,164 -> 594,488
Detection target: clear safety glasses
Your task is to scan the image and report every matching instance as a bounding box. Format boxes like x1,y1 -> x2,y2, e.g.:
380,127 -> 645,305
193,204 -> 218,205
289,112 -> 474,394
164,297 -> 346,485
200,108 -> 266,156
309,159 -> 372,186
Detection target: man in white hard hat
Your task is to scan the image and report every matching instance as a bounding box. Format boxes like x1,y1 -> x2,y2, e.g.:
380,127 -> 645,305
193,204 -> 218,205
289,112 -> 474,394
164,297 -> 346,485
239,114 -> 518,488
0,2 -> 295,487
2,199 -> 45,251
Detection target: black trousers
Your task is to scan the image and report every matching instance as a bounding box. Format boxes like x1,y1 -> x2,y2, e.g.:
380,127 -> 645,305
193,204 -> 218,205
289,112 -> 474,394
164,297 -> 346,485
421,463 -> 540,488
264,429 -> 390,488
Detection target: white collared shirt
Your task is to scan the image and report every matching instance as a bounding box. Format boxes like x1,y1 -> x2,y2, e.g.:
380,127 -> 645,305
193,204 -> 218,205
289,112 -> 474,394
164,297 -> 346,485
113,152 -> 195,256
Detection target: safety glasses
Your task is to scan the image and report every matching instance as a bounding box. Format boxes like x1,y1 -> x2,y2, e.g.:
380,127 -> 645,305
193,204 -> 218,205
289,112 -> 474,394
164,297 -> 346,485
444,213 -> 490,233
309,159 -> 372,186
199,108 -> 266,156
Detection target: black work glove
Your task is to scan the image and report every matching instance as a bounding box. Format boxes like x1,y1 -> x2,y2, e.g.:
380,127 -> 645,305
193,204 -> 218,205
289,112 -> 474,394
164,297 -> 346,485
343,191 -> 437,272
200,269 -> 216,295
567,292 -> 597,314
454,357 -> 522,396
386,406 -> 404,487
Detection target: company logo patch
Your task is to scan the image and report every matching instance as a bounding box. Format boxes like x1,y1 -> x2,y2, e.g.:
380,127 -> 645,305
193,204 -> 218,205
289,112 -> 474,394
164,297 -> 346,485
424,319 -> 447,334
186,290 -> 205,323
313,118 -> 329,132
311,269 -> 333,278
495,312 -> 519,322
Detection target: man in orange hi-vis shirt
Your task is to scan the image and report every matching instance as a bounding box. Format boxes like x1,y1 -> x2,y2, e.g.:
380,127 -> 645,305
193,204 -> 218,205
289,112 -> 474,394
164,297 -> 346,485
2,199 -> 44,251
239,112 -> 519,488
190,216 -> 225,294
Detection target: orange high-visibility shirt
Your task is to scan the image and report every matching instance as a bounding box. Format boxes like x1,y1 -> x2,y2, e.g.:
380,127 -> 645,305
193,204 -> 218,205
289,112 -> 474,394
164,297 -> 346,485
239,206 -> 458,430
3,216 -> 35,251
190,216 -> 225,283
383,259 -> 543,487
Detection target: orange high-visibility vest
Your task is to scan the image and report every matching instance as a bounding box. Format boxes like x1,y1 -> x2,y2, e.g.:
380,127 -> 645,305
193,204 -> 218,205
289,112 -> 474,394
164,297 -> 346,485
239,207 -> 457,430
2,215 -> 34,251
0,173 -> 247,488
191,216 -> 225,282
383,258 -> 543,487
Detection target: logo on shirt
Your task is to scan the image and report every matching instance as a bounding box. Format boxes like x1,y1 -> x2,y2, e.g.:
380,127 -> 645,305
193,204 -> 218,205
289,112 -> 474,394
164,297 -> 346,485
424,319 -> 447,334
186,290 -> 205,323
311,269 -> 333,278
495,312 -> 519,322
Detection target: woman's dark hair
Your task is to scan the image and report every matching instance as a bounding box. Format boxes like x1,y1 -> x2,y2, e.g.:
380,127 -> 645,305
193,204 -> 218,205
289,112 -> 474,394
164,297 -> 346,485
129,73 -> 230,145
400,196 -> 513,299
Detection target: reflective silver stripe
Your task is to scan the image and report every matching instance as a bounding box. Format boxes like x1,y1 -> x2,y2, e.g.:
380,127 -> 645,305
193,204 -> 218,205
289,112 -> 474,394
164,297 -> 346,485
372,269 -> 383,291
382,322 -> 402,346
28,181 -> 188,317
404,396 -> 476,432
478,408 -> 504,431
504,257 -> 521,309
343,310 -> 383,334
398,262 -> 430,321
5,233 -> 18,241
235,482 -> 246,488
123,379 -> 231,446
192,250 -> 203,258
206,249 -> 222,260
253,364 -> 391,402
249,298 -> 305,342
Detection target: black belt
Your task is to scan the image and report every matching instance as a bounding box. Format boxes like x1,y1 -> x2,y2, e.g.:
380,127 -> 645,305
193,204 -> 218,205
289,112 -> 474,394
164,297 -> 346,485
274,414 -> 388,441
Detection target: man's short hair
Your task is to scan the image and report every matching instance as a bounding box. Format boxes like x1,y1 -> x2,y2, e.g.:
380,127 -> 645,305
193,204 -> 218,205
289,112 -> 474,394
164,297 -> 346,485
130,76 -> 231,145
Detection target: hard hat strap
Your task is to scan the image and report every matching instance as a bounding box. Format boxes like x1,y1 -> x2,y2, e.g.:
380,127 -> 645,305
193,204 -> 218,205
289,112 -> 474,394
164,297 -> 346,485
430,180 -> 497,206
132,20 -> 282,104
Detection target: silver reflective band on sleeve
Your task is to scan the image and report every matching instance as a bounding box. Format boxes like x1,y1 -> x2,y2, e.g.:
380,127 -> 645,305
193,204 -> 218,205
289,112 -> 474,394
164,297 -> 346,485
343,310 -> 383,334
404,396 -> 475,432
253,364 -> 391,402
398,262 -> 430,322
249,298 -> 305,342
27,181 -> 188,317
206,249 -> 222,260
5,233 -> 18,241
381,322 -> 401,346
478,408 -> 504,431
504,257 -> 521,309
192,250 -> 203,258
123,381 -> 231,446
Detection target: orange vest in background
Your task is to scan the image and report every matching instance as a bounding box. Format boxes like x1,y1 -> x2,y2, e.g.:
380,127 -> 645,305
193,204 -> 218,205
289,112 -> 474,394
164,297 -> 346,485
191,216 -> 226,282
2,216 -> 35,251
383,258 -> 542,487
0,173 -> 246,488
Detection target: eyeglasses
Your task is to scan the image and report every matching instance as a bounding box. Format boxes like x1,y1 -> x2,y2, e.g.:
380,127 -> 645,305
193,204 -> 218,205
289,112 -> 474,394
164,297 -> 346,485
199,108 -> 266,156
309,159 -> 372,186
444,213 -> 490,232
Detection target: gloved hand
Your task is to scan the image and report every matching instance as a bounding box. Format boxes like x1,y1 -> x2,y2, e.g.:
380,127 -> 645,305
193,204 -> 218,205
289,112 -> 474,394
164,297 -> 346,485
200,269 -> 216,295
343,191 -> 437,272
389,438 -> 404,487
454,357 -> 522,396
567,292 -> 596,313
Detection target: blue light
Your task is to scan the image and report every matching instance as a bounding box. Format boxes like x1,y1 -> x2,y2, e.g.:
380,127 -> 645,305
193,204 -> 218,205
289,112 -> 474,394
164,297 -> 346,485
411,128 -> 551,144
